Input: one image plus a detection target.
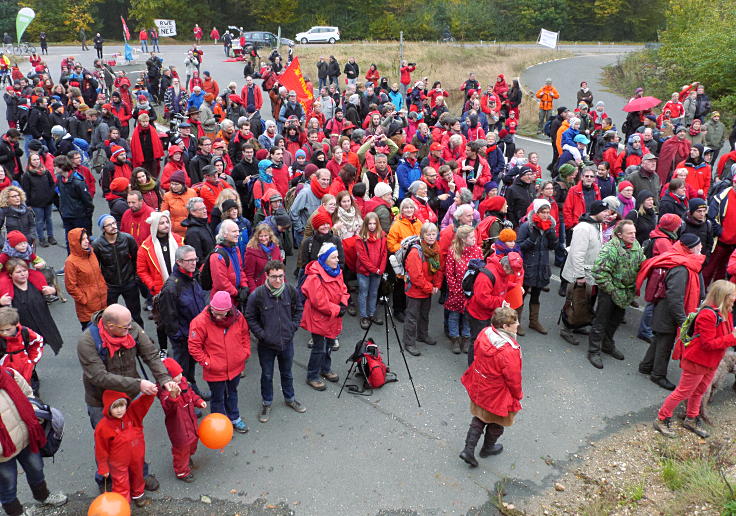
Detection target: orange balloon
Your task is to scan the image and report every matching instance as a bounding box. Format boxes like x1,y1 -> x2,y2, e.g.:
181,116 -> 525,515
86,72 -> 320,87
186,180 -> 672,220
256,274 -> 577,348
199,412 -> 234,449
88,492 -> 130,516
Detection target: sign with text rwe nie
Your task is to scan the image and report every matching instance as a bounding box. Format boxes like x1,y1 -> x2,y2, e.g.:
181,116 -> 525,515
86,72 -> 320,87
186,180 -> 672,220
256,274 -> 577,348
154,19 -> 177,37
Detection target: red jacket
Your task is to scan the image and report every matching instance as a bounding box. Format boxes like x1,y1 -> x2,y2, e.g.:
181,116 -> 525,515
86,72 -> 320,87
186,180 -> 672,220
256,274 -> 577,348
466,255 -> 510,321
94,390 -> 154,478
130,124 -> 164,167
195,179 -> 231,216
300,260 -> 350,339
681,306 -> 736,370
157,377 -> 204,448
461,156 -> 491,200
400,65 -> 416,86
188,308 -> 251,382
717,150 -> 736,177
239,85 -> 264,110
563,182 -> 601,229
160,160 -> 189,190
120,204 -> 154,245
137,233 -> 184,295
355,236 -> 387,276
77,165 -> 96,197
243,244 -> 281,291
0,325 -> 43,382
461,325 -> 523,416
412,196 -> 437,224
602,146 -> 624,177
678,160 -> 711,197
404,245 -> 443,299
210,244 -> 246,299
271,165 -> 289,198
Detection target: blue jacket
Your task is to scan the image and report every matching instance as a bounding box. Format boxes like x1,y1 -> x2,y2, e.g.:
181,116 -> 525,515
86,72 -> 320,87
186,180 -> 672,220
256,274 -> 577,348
244,283 -> 303,351
561,127 -> 580,149
158,266 -> 208,342
388,90 -> 404,111
486,146 -> 505,181
186,90 -> 205,110
396,159 -> 421,200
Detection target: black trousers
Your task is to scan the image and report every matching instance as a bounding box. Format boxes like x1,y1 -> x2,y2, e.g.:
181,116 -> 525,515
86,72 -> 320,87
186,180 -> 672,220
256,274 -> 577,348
107,281 -> 143,326
640,332 -> 676,379
588,290 -> 625,355
467,313 -> 490,366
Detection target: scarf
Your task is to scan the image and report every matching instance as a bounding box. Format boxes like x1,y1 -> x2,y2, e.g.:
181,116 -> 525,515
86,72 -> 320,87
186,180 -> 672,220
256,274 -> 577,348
152,232 -> 178,283
405,157 -> 417,167
310,174 -> 330,200
1,240 -> 33,261
494,241 -> 521,256
635,242 -> 705,307
221,243 -> 242,286
137,178 -> 157,192
618,194 -> 636,215
318,251 -> 341,277
532,213 -> 552,231
337,206 -> 357,229
258,168 -> 273,184
266,280 -> 285,297
0,367 -> 46,457
421,241 -> 440,273
689,125 -> 700,136
97,320 -> 136,359
259,242 -> 274,256
0,176 -> 10,191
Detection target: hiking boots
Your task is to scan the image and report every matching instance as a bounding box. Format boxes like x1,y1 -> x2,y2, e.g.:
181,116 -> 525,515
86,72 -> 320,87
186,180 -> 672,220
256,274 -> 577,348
560,327 -> 579,346
653,417 -> 676,438
515,306 -> 525,336
360,317 -> 371,330
683,417 -> 710,438
528,303 -> 547,334
405,344 -> 421,356
320,371 -> 339,382
258,405 -> 271,423
451,337 -> 462,355
144,474 -> 159,491
588,353 -> 604,369
603,347 -> 624,360
461,337 -> 471,354
285,399 -> 306,413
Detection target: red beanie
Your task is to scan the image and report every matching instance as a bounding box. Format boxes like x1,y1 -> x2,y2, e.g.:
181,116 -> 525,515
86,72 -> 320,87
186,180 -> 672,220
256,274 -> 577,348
109,177 -> 130,192
111,145 -> 125,159
255,149 -> 269,161
658,213 -> 682,233
7,231 -> 27,248
312,210 -> 333,230
480,195 -> 507,216
162,358 -> 183,378
618,180 -> 634,193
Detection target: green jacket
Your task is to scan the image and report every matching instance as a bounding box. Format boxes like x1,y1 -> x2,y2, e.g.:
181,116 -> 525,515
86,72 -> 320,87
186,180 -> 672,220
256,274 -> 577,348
592,237 -> 645,308
704,120 -> 726,149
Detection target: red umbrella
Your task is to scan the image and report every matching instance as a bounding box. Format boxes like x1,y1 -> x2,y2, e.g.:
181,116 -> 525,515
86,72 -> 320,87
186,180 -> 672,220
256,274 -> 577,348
623,96 -> 661,112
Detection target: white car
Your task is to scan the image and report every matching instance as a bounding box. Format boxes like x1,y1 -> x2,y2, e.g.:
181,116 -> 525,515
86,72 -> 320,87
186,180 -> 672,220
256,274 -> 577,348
295,26 -> 340,44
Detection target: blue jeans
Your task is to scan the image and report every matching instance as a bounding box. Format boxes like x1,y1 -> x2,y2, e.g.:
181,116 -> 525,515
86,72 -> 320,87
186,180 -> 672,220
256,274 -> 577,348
318,77 -> 327,92
638,302 -> 654,339
447,310 -> 470,338
152,39 -> 159,52
357,273 -> 380,318
33,205 -> 54,240
208,376 -> 241,421
257,344 -> 295,405
307,333 -> 334,381
141,40 -> 148,53
0,446 -> 45,505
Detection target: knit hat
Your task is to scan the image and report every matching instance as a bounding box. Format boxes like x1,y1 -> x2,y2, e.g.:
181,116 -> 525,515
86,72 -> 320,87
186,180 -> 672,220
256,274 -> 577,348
221,199 -> 239,213
304,163 -> 319,179
498,228 -> 517,243
273,208 -> 292,229
146,210 -> 171,231
110,145 -> 125,159
258,159 -> 274,174
28,140 -> 44,152
97,214 -> 114,229
255,149 -> 269,161
505,252 -> 524,274
109,177 -> 129,192
7,231 -> 27,248
485,181 -> 498,193
635,189 -> 654,208
658,213 -> 682,232
680,233 -> 701,249
169,170 -> 187,186
589,200 -> 609,216
558,163 -> 577,179
617,180 -> 634,192
374,182 -> 393,198
531,198 -> 551,214
210,290 -> 233,311
295,149 -> 306,159
162,358 -> 183,378
689,198 -> 707,213
484,196 -> 507,213
312,210 -> 333,230
318,242 -> 338,262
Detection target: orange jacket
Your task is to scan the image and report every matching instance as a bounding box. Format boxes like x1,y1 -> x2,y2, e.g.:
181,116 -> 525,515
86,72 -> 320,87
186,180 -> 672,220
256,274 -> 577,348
161,188 -> 197,238
64,228 -> 108,323
387,216 -> 422,254
536,85 -> 559,111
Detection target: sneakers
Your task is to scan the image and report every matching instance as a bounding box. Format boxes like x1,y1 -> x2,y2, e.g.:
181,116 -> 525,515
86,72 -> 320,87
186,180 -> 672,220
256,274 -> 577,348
360,317 -> 371,330
144,301 -> 153,312
320,371 -> 339,382
683,417 -> 710,438
370,315 -> 383,326
232,418 -> 249,433
47,237 -> 58,246
38,239 -> 49,248
177,473 -> 195,483
654,417 -> 676,438
144,474 -> 160,491
41,492 -> 68,507
306,379 -> 326,391
285,399 -> 306,413
347,304 -> 357,316
258,405 -> 271,423
307,338 -> 313,349
331,339 -> 340,351
134,495 -> 151,507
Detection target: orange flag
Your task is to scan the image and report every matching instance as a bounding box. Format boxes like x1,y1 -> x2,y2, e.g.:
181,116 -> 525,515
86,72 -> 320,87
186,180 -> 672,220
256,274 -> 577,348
278,57 -> 314,112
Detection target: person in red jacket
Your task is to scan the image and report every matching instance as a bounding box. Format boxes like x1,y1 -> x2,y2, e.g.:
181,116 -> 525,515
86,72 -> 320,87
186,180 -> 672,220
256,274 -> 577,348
0,306 -> 43,386
188,290 -> 251,433
196,165 -> 232,216
563,168 -> 601,231
120,191 -> 154,246
399,60 -> 416,99
244,223 -> 282,292
653,280 -> 736,438
239,76 -> 263,111
465,252 -> 523,365
403,222 -> 443,356
137,210 -> 183,297
210,219 -> 248,305
301,243 -> 350,391
129,113 -> 163,178
716,150 -> 736,179
459,306 -> 522,467
94,390 -> 155,505
355,213 -> 387,329
160,145 -> 189,190
157,358 -> 206,482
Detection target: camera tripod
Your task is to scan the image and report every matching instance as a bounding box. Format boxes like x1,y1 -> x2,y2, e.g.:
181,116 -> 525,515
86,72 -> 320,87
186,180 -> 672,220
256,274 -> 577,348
338,285 -> 421,407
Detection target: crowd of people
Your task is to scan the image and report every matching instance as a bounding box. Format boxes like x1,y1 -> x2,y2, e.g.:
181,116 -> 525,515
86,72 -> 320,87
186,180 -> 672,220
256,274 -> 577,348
0,41 -> 736,512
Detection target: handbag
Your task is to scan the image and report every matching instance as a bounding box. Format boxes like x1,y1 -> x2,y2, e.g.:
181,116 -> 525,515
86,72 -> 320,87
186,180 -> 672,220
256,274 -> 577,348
559,282 -> 594,328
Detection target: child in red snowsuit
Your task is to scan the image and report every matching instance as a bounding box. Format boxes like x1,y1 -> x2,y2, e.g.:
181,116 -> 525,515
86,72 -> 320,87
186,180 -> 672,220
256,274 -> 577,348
94,390 -> 155,505
158,358 -> 206,482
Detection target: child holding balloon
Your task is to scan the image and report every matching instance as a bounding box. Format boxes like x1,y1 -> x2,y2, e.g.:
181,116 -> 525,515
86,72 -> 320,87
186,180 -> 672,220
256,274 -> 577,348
158,358 -> 207,482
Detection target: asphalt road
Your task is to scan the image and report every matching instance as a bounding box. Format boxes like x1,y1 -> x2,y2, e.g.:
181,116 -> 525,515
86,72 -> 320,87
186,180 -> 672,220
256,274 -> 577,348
4,44 -> 686,515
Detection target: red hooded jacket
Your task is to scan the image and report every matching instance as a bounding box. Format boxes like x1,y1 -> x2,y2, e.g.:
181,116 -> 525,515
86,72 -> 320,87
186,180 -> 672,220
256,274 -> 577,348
157,377 -> 204,447
300,260 -> 350,339
188,307 -> 251,382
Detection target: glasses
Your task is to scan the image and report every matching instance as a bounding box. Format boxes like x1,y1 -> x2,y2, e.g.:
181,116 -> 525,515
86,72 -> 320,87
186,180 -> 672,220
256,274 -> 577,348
108,321 -> 132,330
179,258 -> 198,263
103,222 -> 117,228
583,175 -> 595,179
268,274 -> 285,280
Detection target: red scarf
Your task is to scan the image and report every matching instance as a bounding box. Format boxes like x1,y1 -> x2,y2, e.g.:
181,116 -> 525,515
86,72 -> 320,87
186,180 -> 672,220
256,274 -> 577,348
0,367 -> 46,457
533,213 -> 552,231
0,175 -> 11,191
689,125 -> 700,136
635,242 -> 704,311
97,320 -> 136,359
310,174 -> 331,200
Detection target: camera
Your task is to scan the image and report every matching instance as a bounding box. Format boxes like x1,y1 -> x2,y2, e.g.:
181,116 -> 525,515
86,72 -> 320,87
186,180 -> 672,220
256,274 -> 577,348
379,273 -> 393,298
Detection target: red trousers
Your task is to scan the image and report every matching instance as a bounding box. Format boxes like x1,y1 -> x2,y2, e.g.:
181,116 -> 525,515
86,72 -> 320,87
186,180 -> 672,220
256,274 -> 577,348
702,242 -> 736,286
658,367 -> 716,420
109,454 -> 145,501
172,441 -> 197,478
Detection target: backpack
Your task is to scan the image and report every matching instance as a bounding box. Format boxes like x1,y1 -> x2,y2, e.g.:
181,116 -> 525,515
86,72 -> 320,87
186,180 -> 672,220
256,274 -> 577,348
345,338 -> 397,394
641,236 -> 665,259
88,320 -> 150,381
0,327 -> 30,356
679,306 -> 721,348
198,248 -> 230,291
72,137 -> 91,167
543,118 -> 553,137
644,267 -> 668,303
462,258 -> 496,298
388,235 -> 422,277
27,397 -> 64,458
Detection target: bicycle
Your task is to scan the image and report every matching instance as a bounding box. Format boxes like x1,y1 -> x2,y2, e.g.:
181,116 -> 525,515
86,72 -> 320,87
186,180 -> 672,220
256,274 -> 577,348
13,42 -> 36,56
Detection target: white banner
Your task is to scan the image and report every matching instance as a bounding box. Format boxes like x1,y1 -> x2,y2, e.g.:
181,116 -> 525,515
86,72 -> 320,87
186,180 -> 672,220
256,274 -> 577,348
538,28 -> 559,49
154,19 -> 177,37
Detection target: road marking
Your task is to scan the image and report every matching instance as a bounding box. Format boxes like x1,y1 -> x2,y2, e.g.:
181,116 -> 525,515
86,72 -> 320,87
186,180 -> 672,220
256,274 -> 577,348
517,135 -> 551,146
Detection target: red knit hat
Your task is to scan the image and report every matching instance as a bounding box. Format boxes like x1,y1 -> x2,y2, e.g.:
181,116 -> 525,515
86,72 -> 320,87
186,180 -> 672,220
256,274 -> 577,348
312,210 -> 333,230
109,177 -> 130,192
480,195 -> 507,215
110,145 -> 125,159
255,149 -> 269,161
658,213 -> 682,232
6,231 -> 27,248
162,358 -> 183,378
618,180 -> 634,193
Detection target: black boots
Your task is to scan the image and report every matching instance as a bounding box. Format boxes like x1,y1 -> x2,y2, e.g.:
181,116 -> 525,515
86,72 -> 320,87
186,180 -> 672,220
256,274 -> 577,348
459,417 -> 484,467
479,423 -> 505,457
